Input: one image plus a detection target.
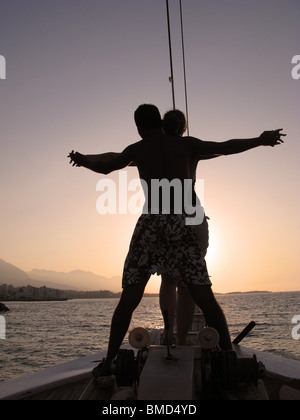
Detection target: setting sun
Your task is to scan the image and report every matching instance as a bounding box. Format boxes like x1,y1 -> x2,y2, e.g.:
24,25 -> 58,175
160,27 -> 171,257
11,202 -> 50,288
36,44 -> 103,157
205,224 -> 221,269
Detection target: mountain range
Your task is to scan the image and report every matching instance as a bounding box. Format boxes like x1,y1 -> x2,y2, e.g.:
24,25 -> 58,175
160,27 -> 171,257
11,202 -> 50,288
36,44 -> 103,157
0,258 -> 121,292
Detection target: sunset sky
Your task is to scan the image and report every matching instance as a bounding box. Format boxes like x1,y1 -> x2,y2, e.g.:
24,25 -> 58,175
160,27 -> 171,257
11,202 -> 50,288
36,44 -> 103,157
0,0 -> 299,293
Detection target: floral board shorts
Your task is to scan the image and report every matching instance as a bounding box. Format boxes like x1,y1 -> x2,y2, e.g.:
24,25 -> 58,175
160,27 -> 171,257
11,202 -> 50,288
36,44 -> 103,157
122,214 -> 211,289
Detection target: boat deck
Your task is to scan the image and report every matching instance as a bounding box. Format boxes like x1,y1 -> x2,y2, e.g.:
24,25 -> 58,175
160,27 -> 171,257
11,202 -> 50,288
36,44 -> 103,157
20,325 -> 196,401
1,311 -> 300,400
21,378 -> 91,401
19,364 -> 300,401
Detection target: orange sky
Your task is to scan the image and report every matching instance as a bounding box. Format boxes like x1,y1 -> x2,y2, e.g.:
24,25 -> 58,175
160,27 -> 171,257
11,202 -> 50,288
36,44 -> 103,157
0,1 -> 299,293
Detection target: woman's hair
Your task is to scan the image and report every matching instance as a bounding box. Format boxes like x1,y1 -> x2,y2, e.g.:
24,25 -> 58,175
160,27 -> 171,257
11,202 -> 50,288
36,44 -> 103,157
163,109 -> 187,136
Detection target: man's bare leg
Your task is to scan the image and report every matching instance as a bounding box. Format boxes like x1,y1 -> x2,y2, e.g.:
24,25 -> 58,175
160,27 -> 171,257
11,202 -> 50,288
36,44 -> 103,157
99,277 -> 149,375
188,284 -> 232,350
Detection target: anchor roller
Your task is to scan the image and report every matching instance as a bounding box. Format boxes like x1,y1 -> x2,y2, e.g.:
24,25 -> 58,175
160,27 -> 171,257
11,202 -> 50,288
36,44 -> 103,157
198,327 -> 220,349
129,327 -> 150,349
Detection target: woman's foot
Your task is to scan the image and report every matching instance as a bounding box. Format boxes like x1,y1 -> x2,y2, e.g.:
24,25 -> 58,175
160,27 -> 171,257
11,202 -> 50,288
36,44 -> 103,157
160,330 -> 176,347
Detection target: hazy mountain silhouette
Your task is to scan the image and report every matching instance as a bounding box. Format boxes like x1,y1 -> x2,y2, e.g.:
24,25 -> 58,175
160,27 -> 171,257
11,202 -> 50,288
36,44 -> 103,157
0,258 -> 31,286
28,268 -> 121,292
0,259 -> 121,292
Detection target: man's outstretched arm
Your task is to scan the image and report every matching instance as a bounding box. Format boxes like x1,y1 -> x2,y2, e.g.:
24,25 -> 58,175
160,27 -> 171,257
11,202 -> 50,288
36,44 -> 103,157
68,146 -> 135,174
189,129 -> 286,156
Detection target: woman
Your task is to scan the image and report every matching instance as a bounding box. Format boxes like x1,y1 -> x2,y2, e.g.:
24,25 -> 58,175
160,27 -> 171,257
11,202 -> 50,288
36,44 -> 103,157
159,110 -> 218,346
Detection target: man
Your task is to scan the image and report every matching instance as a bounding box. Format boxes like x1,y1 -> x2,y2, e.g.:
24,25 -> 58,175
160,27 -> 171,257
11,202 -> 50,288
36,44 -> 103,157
83,109 -> 213,346
69,104 -> 285,384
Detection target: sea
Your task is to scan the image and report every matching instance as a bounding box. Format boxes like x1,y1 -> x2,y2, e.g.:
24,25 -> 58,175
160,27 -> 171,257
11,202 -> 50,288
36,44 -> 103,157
0,291 -> 299,382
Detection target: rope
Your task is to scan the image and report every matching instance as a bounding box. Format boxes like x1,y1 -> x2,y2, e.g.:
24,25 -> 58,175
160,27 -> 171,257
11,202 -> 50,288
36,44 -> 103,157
166,0 -> 176,110
179,0 -> 190,135
165,1 -> 190,133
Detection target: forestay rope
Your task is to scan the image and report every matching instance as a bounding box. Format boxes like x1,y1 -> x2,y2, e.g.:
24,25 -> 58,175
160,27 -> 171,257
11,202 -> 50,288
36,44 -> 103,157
166,0 -> 176,110
165,0 -> 190,135
179,0 -> 190,135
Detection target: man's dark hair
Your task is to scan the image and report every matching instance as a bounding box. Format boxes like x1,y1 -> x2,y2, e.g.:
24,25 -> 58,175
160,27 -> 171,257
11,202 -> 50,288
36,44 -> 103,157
134,104 -> 162,130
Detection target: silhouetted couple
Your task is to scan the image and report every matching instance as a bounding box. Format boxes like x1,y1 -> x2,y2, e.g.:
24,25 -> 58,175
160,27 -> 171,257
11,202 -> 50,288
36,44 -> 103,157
69,104 -> 284,385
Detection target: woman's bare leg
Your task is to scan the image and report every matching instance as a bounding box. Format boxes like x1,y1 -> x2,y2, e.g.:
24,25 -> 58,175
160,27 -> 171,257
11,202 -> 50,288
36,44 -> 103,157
176,286 -> 195,345
159,274 -> 176,342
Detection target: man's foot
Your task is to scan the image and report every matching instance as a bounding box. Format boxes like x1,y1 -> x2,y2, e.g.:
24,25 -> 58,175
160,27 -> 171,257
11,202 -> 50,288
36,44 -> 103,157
92,359 -> 115,388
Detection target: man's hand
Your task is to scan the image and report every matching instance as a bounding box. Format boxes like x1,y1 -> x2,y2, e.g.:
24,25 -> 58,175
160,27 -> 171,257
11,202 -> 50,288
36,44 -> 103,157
260,129 -> 286,147
68,150 -> 85,167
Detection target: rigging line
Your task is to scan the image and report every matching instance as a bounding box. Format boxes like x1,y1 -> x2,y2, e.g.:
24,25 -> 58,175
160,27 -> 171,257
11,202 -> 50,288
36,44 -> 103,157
166,0 -> 176,110
179,0 -> 190,135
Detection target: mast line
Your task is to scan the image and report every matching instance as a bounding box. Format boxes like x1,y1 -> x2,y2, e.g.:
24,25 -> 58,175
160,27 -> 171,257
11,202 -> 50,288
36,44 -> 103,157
166,0 -> 176,110
179,0 -> 190,135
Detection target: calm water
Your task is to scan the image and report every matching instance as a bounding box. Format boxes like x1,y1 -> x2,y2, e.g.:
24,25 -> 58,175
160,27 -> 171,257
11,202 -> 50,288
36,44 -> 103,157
0,292 -> 299,382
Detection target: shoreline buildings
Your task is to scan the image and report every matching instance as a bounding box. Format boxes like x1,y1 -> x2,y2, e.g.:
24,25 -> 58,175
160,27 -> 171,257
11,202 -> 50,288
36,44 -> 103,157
0,284 -> 66,301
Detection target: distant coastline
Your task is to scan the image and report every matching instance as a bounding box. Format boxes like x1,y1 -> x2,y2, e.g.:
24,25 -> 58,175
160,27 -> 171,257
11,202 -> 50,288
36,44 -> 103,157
0,298 -> 68,302
0,283 -> 66,302
0,284 -> 159,302
1,286 -> 276,303
64,290 -> 160,299
64,290 -> 274,299
1,259 -> 298,301
2,278 -> 299,304
217,291 -> 273,295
